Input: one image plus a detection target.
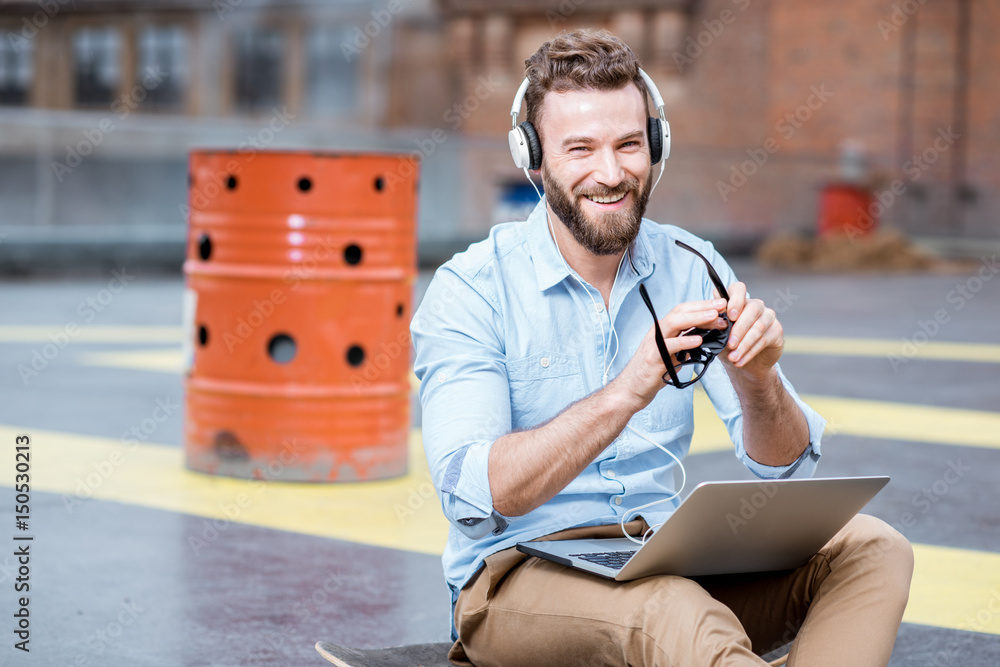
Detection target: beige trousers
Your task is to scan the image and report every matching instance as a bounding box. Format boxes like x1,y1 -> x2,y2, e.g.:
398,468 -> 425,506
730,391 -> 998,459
449,514 -> 913,667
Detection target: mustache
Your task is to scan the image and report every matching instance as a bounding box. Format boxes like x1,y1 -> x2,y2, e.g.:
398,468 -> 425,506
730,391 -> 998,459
574,176 -> 641,200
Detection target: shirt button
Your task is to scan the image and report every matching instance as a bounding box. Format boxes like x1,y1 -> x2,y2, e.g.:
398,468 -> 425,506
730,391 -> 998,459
539,357 -> 550,368
614,497 -> 623,506
595,302 -> 605,312
606,470 -> 617,479
436,372 -> 447,383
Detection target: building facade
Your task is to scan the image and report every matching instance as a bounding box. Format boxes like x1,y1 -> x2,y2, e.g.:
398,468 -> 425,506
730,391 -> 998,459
0,0 -> 995,271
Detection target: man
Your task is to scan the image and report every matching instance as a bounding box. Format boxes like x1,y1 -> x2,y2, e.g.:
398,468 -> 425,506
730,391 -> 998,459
411,29 -> 912,666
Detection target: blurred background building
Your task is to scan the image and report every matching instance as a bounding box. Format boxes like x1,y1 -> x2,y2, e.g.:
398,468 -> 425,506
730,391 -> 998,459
0,0 -> 996,272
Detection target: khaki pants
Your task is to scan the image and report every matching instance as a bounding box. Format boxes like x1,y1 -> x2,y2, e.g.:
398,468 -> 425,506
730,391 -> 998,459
449,514 -> 913,667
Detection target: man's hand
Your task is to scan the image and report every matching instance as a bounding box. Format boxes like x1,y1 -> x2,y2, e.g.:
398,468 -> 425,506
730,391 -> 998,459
613,298 -> 729,409
717,282 -> 784,381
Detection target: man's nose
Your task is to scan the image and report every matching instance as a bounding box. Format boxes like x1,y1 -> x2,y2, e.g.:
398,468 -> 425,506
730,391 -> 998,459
592,146 -> 625,187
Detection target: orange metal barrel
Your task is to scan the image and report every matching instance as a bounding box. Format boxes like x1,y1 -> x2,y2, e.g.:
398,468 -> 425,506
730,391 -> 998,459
182,150 -> 418,481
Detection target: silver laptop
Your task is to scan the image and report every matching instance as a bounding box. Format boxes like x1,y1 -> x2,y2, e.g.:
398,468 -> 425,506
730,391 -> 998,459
516,476 -> 889,581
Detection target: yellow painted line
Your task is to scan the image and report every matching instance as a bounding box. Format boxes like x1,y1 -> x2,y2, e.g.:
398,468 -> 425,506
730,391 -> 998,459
784,336 -> 1000,364
77,349 -> 184,373
0,325 -> 183,344
688,393 -> 1000,455
0,424 -> 449,556
907,543 -> 1000,634
2,423 -> 999,635
805,395 -> 1000,450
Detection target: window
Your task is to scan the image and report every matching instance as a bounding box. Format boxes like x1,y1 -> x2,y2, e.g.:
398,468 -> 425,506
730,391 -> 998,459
137,25 -> 188,111
0,29 -> 33,106
233,27 -> 283,112
305,25 -> 358,115
73,27 -> 122,108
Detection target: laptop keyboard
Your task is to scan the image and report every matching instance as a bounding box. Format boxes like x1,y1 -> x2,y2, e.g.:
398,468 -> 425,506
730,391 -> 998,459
569,551 -> 637,570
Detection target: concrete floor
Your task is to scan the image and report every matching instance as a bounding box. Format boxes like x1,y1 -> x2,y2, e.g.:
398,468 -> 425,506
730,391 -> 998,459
0,259 -> 998,665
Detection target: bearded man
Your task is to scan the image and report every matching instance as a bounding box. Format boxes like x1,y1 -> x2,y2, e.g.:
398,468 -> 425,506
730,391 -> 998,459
410,28 -> 912,667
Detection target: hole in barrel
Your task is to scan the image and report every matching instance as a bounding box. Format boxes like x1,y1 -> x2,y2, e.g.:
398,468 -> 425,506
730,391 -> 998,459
298,176 -> 312,192
396,303 -> 404,318
268,333 -> 297,364
198,325 -> 209,346
374,176 -> 385,191
344,244 -> 362,265
226,175 -> 238,190
347,345 -> 365,367
198,233 -> 212,260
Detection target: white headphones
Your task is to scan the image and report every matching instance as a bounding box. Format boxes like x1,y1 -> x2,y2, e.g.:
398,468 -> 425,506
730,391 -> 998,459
507,68 -> 671,171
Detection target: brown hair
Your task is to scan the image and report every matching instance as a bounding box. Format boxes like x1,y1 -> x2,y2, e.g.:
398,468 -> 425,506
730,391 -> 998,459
523,28 -> 649,130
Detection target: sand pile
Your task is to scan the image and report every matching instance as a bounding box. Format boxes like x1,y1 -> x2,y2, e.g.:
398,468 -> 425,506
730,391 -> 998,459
756,230 -> 939,272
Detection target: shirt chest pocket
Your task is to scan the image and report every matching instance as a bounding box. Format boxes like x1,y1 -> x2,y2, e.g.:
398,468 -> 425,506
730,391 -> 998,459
505,352 -> 585,430
642,385 -> 694,436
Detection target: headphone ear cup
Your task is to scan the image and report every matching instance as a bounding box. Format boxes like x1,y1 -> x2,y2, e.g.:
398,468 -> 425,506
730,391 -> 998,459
519,121 -> 542,171
647,116 -> 663,165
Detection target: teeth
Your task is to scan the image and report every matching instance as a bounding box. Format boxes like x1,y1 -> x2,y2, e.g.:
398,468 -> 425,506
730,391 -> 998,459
587,192 -> 626,204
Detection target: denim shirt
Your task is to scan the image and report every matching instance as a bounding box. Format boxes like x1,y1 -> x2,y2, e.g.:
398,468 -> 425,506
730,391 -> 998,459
410,199 -> 825,635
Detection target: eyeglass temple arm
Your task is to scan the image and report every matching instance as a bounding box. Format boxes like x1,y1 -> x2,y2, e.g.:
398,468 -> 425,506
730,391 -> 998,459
638,283 -> 684,386
674,240 -> 730,301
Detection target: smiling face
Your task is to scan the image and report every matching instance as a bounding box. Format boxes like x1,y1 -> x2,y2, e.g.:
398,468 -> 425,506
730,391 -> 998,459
536,84 -> 653,256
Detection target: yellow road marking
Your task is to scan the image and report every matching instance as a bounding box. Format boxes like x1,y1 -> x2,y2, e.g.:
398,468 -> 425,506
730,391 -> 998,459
688,392 -> 1000,455
77,349 -> 184,373
0,325 -> 183,344
0,425 -> 448,557
2,423 -> 998,635
783,336 -> 1000,364
907,543 -> 1000,634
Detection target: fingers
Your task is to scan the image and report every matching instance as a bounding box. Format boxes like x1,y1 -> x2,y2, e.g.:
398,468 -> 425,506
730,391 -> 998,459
659,299 -> 727,338
727,299 -> 782,367
719,281 -> 747,322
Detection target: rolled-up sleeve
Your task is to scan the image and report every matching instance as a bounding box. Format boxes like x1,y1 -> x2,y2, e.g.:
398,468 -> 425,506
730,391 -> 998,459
410,264 -> 512,539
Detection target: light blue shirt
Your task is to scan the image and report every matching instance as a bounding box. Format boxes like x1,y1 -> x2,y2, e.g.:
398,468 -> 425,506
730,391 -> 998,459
410,199 -> 825,627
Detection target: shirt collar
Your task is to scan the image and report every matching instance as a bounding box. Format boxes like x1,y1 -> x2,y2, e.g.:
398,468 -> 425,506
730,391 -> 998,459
525,197 -> 657,293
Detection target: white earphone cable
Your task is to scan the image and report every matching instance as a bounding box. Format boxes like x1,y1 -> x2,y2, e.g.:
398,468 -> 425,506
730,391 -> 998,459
526,175 -> 686,546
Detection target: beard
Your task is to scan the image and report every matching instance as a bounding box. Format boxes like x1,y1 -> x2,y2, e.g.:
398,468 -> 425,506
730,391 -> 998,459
542,165 -> 653,256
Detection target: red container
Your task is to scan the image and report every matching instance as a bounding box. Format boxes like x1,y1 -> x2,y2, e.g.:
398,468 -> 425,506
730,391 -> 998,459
818,184 -> 876,238
182,150 -> 418,482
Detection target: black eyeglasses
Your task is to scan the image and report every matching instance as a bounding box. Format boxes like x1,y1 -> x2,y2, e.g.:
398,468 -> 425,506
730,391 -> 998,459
634,240 -> 731,389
